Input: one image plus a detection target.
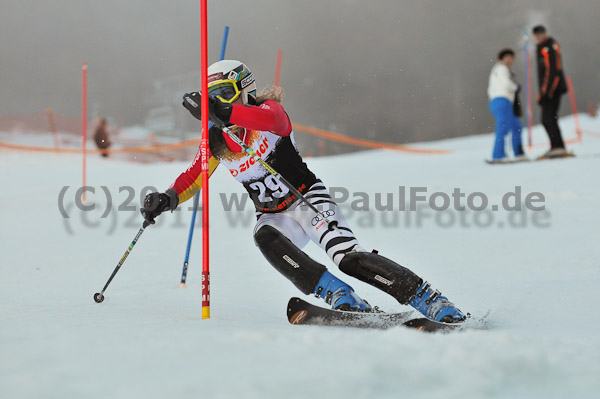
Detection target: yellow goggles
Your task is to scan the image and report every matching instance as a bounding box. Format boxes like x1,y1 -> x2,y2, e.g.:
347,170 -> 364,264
207,79 -> 243,104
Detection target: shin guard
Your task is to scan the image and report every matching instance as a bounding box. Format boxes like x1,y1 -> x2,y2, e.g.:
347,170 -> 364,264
254,225 -> 327,295
339,251 -> 422,304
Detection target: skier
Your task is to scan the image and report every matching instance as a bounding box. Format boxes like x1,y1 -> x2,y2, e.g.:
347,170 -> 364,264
487,48 -> 526,163
140,60 -> 466,323
93,117 -> 111,158
532,25 -> 571,159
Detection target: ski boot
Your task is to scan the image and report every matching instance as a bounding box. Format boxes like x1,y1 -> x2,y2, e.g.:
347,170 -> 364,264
409,281 -> 466,323
314,270 -> 371,312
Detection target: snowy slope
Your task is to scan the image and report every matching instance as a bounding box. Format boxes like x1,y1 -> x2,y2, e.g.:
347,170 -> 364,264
1,114 -> 599,399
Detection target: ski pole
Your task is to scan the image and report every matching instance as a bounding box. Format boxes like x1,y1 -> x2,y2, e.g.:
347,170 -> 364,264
180,25 -> 230,287
219,124 -> 338,231
93,221 -> 150,303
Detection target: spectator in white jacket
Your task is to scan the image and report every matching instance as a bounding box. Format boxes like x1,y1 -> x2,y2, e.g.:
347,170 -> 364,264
487,49 -> 525,163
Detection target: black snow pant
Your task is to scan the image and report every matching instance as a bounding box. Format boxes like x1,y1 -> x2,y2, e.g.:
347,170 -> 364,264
540,95 -> 565,149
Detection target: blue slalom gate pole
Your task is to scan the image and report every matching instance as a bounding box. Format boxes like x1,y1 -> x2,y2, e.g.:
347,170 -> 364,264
220,26 -> 229,60
180,25 -> 230,287
180,193 -> 199,287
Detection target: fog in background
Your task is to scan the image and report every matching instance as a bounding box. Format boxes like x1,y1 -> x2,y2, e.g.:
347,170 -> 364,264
1,0 -> 599,151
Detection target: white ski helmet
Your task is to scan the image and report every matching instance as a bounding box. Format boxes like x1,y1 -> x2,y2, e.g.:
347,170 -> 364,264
207,60 -> 257,105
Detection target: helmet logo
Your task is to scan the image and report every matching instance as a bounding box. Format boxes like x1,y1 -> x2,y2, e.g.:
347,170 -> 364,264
240,74 -> 255,89
208,72 -> 224,84
228,71 -> 239,80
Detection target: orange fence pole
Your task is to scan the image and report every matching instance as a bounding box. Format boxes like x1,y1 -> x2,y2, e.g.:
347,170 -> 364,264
82,63 -> 88,203
45,107 -> 59,148
274,49 -> 283,87
566,76 -> 582,143
526,35 -> 534,152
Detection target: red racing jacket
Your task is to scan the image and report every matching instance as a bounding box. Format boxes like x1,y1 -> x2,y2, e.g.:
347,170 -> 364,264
169,100 -> 316,212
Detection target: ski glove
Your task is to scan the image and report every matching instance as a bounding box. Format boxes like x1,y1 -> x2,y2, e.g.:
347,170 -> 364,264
141,190 -> 179,225
182,92 -> 233,126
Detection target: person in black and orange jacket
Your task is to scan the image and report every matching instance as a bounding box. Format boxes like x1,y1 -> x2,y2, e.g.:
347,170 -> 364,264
533,25 -> 570,158
138,59 -> 467,323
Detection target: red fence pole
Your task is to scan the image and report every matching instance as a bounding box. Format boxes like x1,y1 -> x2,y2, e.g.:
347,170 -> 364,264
200,0 -> 210,319
274,49 -> 283,87
45,107 -> 59,148
526,45 -> 534,151
566,76 -> 582,143
82,63 -> 88,203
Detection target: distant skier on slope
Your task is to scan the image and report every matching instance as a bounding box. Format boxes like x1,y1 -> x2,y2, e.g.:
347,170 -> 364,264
487,48 -> 526,163
532,25 -> 571,159
93,117 -> 111,158
140,60 -> 466,323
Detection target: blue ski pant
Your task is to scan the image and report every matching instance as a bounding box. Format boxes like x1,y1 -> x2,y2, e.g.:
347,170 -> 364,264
489,97 -> 523,159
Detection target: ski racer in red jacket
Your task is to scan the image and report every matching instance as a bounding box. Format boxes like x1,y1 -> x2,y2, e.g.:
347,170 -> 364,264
140,60 -> 466,322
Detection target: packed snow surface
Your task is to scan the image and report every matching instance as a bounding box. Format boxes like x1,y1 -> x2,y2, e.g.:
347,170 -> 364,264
1,114 -> 599,398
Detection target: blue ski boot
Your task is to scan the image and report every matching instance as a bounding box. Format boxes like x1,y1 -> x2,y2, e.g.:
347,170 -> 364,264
409,281 -> 466,323
313,270 -> 371,312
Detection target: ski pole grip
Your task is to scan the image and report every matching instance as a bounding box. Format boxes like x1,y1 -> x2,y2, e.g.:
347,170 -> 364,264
142,220 -> 150,229
211,114 -> 225,129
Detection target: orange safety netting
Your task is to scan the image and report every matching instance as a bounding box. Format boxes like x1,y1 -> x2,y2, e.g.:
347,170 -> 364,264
292,123 -> 452,155
529,136 -> 582,149
0,138 -> 201,154
583,130 -> 600,138
0,114 -> 452,155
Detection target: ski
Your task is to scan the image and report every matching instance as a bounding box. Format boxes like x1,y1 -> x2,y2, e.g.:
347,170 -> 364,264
286,297 -> 461,332
485,151 -> 575,165
484,158 -> 530,165
535,151 -> 575,161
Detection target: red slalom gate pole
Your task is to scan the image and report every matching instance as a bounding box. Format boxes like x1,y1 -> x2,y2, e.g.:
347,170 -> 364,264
526,45 -> 534,151
566,76 -> 582,143
82,63 -> 88,203
274,49 -> 283,86
200,0 -> 210,319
